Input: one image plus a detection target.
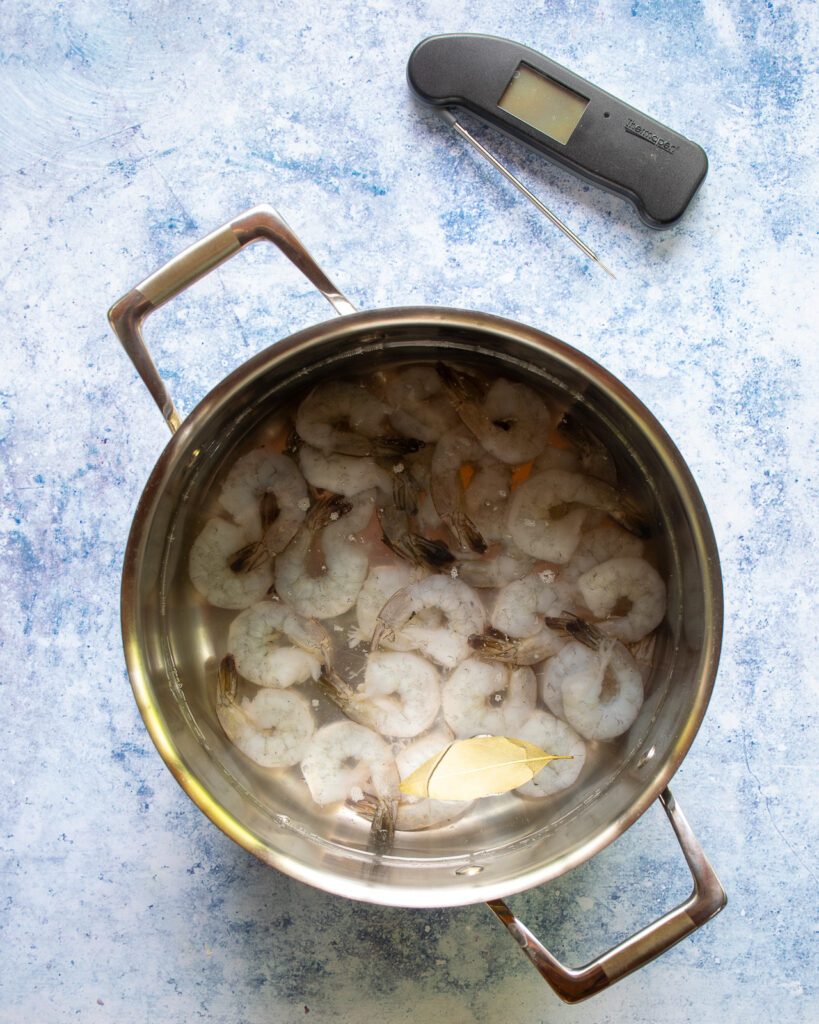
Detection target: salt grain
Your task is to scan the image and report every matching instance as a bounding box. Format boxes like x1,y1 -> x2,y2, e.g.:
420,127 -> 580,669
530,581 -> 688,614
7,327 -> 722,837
350,786 -> 364,803
393,462 -> 405,474
297,497 -> 310,512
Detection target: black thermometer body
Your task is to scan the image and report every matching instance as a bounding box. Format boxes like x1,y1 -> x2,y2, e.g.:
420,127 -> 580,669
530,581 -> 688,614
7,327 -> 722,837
407,34 -> 708,229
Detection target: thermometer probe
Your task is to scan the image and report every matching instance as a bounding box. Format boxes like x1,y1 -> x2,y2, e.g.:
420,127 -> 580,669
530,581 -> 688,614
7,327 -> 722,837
408,34 -> 708,272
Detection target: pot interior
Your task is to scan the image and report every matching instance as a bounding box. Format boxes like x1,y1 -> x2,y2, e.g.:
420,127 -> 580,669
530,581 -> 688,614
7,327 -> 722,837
124,309 -> 721,907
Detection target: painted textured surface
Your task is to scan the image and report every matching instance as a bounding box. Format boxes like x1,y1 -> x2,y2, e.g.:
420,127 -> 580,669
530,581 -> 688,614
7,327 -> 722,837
1,1 -> 817,1021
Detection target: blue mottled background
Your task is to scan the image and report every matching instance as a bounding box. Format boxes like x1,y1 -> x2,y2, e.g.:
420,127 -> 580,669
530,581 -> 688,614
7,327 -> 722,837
1,1 -> 817,1021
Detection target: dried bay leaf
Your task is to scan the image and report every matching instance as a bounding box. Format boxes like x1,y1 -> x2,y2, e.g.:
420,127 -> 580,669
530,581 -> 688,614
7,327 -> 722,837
399,735 -> 572,801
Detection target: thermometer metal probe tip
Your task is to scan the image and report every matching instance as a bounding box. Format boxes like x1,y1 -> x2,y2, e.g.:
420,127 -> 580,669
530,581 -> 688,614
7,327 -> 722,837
440,109 -> 615,279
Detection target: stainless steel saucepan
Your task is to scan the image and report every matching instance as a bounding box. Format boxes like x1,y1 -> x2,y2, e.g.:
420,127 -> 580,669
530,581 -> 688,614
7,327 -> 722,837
109,204 -> 725,1003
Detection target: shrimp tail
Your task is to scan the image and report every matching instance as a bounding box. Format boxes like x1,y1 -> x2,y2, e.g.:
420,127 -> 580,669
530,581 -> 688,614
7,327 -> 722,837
218,654 -> 239,706
369,798 -> 396,854
259,490 -> 281,531
350,793 -> 396,853
544,614 -> 606,650
435,361 -> 485,405
447,511 -> 487,554
556,412 -> 598,456
411,536 -> 456,568
610,501 -> 652,539
317,668 -> 357,710
228,539 -> 269,574
371,617 -> 390,652
307,493 -> 353,531
285,427 -> 303,454
468,629 -> 517,662
391,467 -> 422,514
373,436 -> 425,457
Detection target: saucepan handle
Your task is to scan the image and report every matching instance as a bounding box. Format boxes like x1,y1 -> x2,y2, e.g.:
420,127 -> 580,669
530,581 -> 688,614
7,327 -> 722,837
488,787 -> 726,1003
107,204 -> 356,433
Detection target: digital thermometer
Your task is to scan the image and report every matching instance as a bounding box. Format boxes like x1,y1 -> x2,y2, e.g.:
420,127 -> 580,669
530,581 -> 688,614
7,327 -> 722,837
408,33 -> 708,230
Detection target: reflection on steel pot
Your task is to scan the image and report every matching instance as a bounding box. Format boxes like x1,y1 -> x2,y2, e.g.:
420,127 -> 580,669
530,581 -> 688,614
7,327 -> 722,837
108,205 -> 726,1003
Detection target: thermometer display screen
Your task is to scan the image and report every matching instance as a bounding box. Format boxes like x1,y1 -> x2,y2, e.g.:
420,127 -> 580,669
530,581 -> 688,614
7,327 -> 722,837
498,63 -> 589,145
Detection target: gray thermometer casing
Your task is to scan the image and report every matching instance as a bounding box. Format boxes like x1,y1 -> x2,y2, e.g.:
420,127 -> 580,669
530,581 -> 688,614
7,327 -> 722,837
407,34 -> 708,229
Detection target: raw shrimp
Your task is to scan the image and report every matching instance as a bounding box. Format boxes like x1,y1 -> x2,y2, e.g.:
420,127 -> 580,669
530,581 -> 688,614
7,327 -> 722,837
394,728 -> 473,831
295,380 -> 422,457
512,711 -> 586,798
218,448 -> 307,552
537,622 -> 643,740
386,365 -> 460,443
442,658 -> 537,738
227,600 -> 332,688
491,572 -> 577,638
430,426 -> 488,552
577,556 -> 666,643
298,444 -> 392,497
372,575 -> 486,669
274,491 -> 374,619
563,524 -> 645,582
301,720 -> 399,850
321,651 -> 441,738
507,470 -> 647,564
455,547 -> 535,589
189,518 -> 274,609
437,364 -> 550,464
467,572 -> 573,665
216,655 -> 314,767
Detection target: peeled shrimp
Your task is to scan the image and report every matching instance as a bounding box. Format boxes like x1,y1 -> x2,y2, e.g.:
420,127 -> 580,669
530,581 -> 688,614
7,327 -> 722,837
467,572 -> 572,665
394,728 -> 473,831
218,448 -> 307,552
216,655 -> 314,767
372,575 -> 486,669
577,556 -> 666,643
296,380 -> 421,457
298,444 -> 392,497
227,600 -> 331,688
386,365 -> 460,443
430,426 -> 488,552
538,623 -> 643,740
507,470 -> 646,564
189,518 -> 274,609
491,572 -> 576,638
437,364 -> 550,464
321,651 -> 441,738
301,720 -> 399,849
274,491 -> 374,619
512,711 -> 586,798
442,658 -> 536,738
563,524 -> 645,582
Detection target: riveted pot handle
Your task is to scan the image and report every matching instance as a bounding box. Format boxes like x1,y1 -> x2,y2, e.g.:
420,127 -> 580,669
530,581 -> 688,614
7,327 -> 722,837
488,788 -> 726,1003
107,204 -> 356,433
